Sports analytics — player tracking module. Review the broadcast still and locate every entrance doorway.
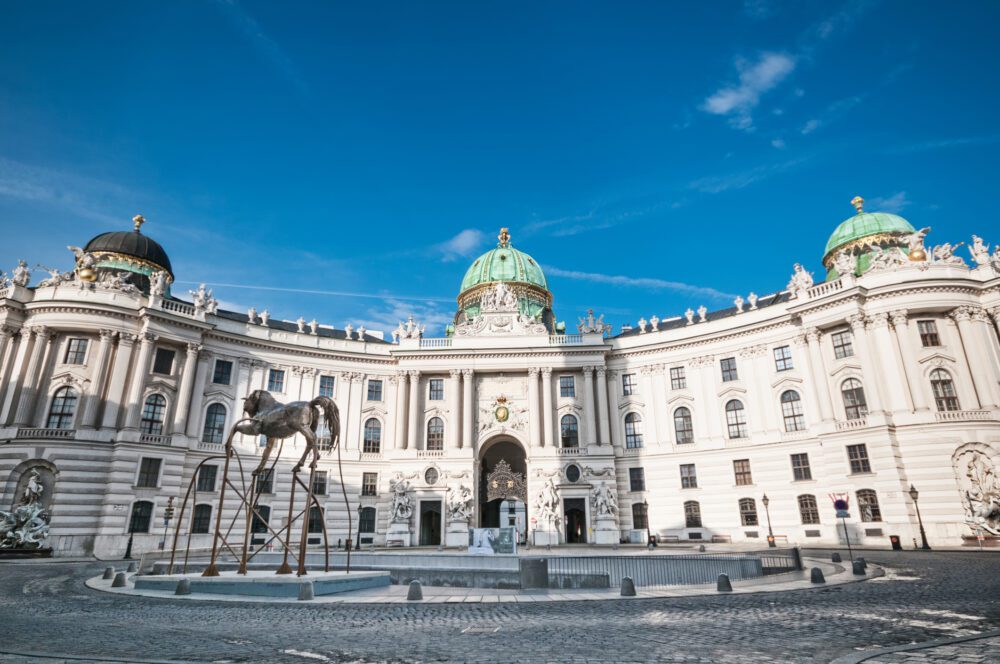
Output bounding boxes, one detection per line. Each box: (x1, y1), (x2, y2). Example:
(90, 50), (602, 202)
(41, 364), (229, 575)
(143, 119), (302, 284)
(419, 500), (442, 546)
(564, 498), (587, 543)
(478, 438), (528, 543)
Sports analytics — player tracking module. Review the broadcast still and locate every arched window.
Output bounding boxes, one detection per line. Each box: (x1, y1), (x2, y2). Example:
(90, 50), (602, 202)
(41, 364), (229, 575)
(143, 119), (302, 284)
(624, 412), (643, 449)
(725, 400), (748, 439)
(363, 418), (381, 454)
(46, 386), (78, 429)
(560, 414), (579, 448)
(674, 407), (694, 444)
(857, 489), (882, 522)
(684, 500), (702, 528)
(191, 504), (212, 534)
(780, 390), (805, 432)
(308, 505), (324, 534)
(129, 500), (153, 533)
(631, 502), (648, 529)
(140, 394), (167, 435)
(930, 369), (960, 411)
(359, 506), (377, 533)
(251, 505), (270, 534)
(738, 497), (758, 526)
(797, 495), (819, 525)
(841, 379), (868, 420)
(202, 403), (227, 444)
(426, 417), (444, 451)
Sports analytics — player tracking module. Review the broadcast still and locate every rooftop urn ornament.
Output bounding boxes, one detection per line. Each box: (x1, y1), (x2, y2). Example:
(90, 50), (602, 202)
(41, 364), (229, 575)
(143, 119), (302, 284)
(309, 319), (318, 335)
(684, 308), (694, 325)
(649, 315), (660, 330)
(638, 317), (647, 333)
(344, 324), (354, 339)
(734, 295), (744, 313)
(356, 325), (366, 340)
(259, 310), (270, 327)
(697, 305), (708, 322)
(247, 307), (257, 324)
(748, 292), (758, 309)
(296, 317), (306, 334)
(851, 195), (864, 214)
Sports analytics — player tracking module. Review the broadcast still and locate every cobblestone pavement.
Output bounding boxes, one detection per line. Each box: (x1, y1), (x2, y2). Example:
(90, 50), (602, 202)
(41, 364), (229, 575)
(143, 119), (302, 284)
(862, 634), (1000, 663)
(1, 550), (998, 664)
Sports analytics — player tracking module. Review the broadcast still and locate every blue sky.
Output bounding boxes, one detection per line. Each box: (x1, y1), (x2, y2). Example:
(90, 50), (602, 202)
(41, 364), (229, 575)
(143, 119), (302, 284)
(2, 1), (998, 335)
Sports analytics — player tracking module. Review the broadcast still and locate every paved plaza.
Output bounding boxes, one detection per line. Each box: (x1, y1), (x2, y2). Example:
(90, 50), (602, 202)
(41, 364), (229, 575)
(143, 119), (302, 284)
(0, 549), (998, 663)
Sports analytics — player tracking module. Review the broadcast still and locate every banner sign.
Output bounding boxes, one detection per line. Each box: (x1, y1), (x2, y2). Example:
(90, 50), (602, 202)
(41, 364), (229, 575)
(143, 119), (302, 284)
(468, 527), (517, 555)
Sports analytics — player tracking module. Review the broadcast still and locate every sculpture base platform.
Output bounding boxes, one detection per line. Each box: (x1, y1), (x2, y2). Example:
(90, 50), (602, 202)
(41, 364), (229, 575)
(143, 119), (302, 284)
(593, 516), (619, 545)
(134, 570), (390, 597)
(532, 530), (560, 546)
(962, 534), (1000, 547)
(445, 520), (469, 547)
(0, 547), (52, 559)
(385, 523), (411, 547)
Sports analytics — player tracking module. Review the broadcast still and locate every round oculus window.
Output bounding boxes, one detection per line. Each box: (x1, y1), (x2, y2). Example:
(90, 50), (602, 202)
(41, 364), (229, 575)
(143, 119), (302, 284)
(565, 464), (581, 483)
(424, 467), (439, 485)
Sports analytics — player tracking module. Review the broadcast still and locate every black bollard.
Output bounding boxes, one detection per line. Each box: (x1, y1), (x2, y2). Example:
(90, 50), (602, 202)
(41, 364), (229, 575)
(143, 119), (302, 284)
(698, 544), (706, 552)
(111, 571), (128, 588)
(407, 580), (423, 601)
(856, 557), (867, 570)
(852, 560), (865, 575)
(620, 577), (636, 597)
(831, 552), (842, 563)
(102, 566), (115, 580)
(298, 581), (315, 601)
(810, 567), (826, 584)
(127, 562), (137, 573)
(175, 578), (192, 595)
(717, 573), (733, 592)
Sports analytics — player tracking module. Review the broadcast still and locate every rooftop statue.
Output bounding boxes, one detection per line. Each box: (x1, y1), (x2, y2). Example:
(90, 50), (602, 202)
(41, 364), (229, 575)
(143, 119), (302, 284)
(931, 242), (966, 266)
(970, 235), (991, 266)
(577, 309), (611, 335)
(10, 260), (30, 288)
(786, 263), (814, 298)
(832, 250), (857, 278)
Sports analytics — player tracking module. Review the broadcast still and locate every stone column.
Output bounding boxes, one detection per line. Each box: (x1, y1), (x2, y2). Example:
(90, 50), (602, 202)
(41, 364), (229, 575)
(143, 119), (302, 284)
(185, 350), (213, 437)
(235, 358), (252, 399)
(952, 307), (999, 409)
(407, 370), (421, 450)
(650, 365), (670, 445)
(527, 367), (541, 448)
(341, 373), (362, 451)
(123, 332), (156, 430)
(100, 334), (136, 430)
(868, 313), (911, 412)
(13, 326), (53, 426)
(606, 370), (622, 448)
(638, 366), (659, 445)
(171, 342), (202, 434)
(539, 368), (554, 448)
(393, 371), (408, 450)
(78, 329), (115, 429)
(461, 369), (474, 451)
(691, 356), (722, 440)
(848, 314), (883, 413)
(792, 334), (822, 428)
(0, 329), (30, 425)
(891, 311), (927, 411)
(971, 308), (1000, 408)
(582, 366), (598, 446)
(744, 346), (775, 435)
(804, 329), (834, 421)
(596, 367), (610, 446)
(0, 326), (18, 423)
(448, 369), (462, 449)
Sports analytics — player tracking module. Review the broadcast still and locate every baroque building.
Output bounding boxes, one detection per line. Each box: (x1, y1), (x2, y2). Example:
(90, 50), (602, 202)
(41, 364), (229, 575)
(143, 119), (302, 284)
(1, 203), (1000, 557)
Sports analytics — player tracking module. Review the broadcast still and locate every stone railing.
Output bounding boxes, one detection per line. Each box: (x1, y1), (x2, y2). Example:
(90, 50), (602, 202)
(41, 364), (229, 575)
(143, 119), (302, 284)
(556, 447), (587, 456)
(360, 452), (384, 461)
(140, 433), (172, 445)
(0, 287), (10, 300)
(550, 334), (583, 345)
(417, 450), (445, 458)
(780, 430), (810, 441)
(935, 410), (992, 422)
(836, 417), (868, 432)
(621, 446), (645, 456)
(197, 441), (223, 451)
(418, 338), (452, 348)
(805, 279), (845, 300)
(158, 299), (197, 317)
(16, 427), (76, 440)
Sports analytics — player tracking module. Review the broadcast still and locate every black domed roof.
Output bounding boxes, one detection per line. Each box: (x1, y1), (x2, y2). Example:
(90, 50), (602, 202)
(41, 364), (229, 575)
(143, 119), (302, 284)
(85, 229), (173, 276)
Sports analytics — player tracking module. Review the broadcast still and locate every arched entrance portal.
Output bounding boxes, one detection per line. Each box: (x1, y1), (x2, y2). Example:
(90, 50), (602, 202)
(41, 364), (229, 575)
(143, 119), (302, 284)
(478, 438), (528, 544)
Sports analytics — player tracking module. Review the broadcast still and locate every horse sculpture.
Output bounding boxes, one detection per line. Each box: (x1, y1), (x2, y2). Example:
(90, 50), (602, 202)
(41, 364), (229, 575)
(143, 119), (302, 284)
(235, 390), (340, 475)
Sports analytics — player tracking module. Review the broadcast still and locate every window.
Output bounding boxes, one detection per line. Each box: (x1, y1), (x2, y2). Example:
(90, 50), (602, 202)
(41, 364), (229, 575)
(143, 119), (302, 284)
(559, 375), (575, 398)
(136, 457), (162, 488)
(832, 330), (854, 359)
(780, 390), (806, 432)
(670, 367), (687, 390)
(629, 467), (645, 492)
(684, 501), (702, 528)
(308, 506), (324, 533)
(256, 468), (274, 494)
(622, 373), (637, 396)
(773, 346), (793, 372)
(739, 498), (758, 526)
(367, 379), (383, 401)
(841, 378), (868, 420)
(267, 368), (285, 392)
(725, 400), (748, 439)
(251, 505), (270, 534)
(674, 407), (694, 444)
(918, 320), (940, 347)
(196, 465), (217, 492)
(930, 369), (960, 411)
(64, 338), (88, 364)
(790, 453), (812, 481)
(847, 444), (872, 474)
(720, 357), (739, 382)
(359, 506), (377, 533)
(46, 387), (78, 429)
(363, 419), (381, 454)
(192, 504), (212, 534)
(129, 501), (153, 533)
(426, 417), (444, 451)
(680, 463), (698, 489)
(857, 489), (882, 522)
(318, 375), (335, 398)
(428, 378), (444, 401)
(311, 470), (328, 495)
(140, 394), (167, 435)
(560, 414), (579, 448)
(624, 412), (643, 448)
(361, 472), (378, 496)
(631, 502), (648, 529)
(733, 459), (753, 486)
(152, 348), (175, 375)
(202, 403), (227, 444)
(212, 359), (233, 385)
(797, 495), (820, 525)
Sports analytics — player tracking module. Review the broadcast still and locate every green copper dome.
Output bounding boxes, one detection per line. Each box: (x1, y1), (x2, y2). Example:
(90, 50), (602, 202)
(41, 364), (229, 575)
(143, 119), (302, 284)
(459, 229), (548, 292)
(824, 204), (914, 258)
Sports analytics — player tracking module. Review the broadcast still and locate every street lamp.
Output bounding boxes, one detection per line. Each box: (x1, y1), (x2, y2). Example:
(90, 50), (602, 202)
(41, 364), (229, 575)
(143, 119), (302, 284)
(908, 484), (931, 550)
(762, 493), (776, 548)
(159, 496), (175, 551)
(641, 499), (653, 549)
(356, 503), (363, 551)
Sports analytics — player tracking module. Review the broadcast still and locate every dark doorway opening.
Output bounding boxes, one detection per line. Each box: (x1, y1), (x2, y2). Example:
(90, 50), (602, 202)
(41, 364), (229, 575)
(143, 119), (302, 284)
(564, 498), (587, 543)
(419, 500), (442, 546)
(478, 438), (528, 543)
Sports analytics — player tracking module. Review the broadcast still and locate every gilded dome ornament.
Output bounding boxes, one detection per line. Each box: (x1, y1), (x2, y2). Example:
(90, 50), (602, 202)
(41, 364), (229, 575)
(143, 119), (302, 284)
(851, 196), (864, 214)
(132, 214), (146, 232)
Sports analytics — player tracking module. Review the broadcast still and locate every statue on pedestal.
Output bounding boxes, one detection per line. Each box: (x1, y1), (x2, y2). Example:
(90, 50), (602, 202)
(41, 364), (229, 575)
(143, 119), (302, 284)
(0, 469), (50, 550)
(390, 480), (414, 524)
(447, 484), (473, 522)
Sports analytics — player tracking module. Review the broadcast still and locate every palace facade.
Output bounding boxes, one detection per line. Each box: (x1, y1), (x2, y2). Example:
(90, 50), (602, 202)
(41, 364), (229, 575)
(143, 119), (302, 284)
(2, 201), (1000, 558)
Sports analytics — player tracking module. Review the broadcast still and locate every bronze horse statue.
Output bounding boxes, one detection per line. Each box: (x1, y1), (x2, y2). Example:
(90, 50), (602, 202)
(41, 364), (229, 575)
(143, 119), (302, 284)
(234, 390), (340, 475)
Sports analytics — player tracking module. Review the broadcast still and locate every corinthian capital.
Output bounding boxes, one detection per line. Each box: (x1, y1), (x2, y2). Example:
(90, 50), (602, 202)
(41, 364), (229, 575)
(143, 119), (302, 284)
(847, 314), (867, 331)
(951, 306), (973, 323)
(889, 310), (909, 328)
(461, 368), (474, 378)
(866, 312), (890, 329)
(527, 367), (539, 377)
(805, 328), (822, 344)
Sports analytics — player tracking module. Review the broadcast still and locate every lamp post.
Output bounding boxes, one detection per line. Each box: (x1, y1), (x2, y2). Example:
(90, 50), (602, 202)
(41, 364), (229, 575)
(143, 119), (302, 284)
(762, 493), (776, 548)
(908, 484), (931, 550)
(159, 496), (175, 551)
(356, 503), (363, 551)
(642, 499), (652, 549)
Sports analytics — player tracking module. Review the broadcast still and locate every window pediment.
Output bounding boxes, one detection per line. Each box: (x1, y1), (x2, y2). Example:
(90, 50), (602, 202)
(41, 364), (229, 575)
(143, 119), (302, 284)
(666, 393), (695, 407)
(770, 375), (804, 390)
(917, 351), (958, 366)
(716, 385), (747, 399)
(829, 362), (862, 378)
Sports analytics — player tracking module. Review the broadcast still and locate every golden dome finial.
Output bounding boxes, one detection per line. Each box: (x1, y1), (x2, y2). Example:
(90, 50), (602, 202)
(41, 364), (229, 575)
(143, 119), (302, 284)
(498, 227), (510, 247)
(850, 196), (864, 214)
(133, 214), (146, 232)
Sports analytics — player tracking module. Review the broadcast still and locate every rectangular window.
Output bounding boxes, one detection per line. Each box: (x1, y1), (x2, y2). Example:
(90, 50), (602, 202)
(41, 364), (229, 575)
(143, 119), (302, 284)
(832, 330), (854, 359)
(918, 320), (940, 347)
(847, 444), (872, 474)
(629, 467), (645, 492)
(798, 495), (820, 525)
(311, 471), (328, 496)
(669, 367), (687, 390)
(361, 472), (378, 496)
(428, 378), (444, 401)
(858, 489), (882, 522)
(64, 338), (88, 365)
(152, 348), (175, 375)
(773, 346), (793, 372)
(318, 375), (335, 398)
(684, 501), (702, 528)
(622, 373), (637, 396)
(733, 459), (753, 486)
(367, 379), (383, 402)
(720, 357), (739, 382)
(632, 503), (648, 530)
(256, 468), (274, 494)
(559, 375), (575, 398)
(196, 465), (218, 492)
(136, 458), (162, 488)
(212, 359), (233, 385)
(267, 369), (285, 392)
(791, 453), (812, 481)
(359, 507), (376, 533)
(739, 498), (758, 526)
(680, 463), (698, 489)
(191, 505), (212, 534)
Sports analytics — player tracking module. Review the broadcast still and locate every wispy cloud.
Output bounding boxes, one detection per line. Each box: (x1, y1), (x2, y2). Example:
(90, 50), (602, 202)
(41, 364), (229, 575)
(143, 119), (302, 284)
(544, 266), (735, 300)
(866, 192), (910, 214)
(702, 52), (797, 131)
(798, 0), (878, 54)
(436, 229), (487, 262)
(883, 135), (1000, 155)
(800, 94), (864, 135)
(688, 157), (808, 194)
(525, 197), (674, 238)
(213, 0), (307, 94)
(173, 279), (453, 304)
(771, 138), (787, 149)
